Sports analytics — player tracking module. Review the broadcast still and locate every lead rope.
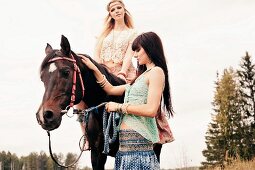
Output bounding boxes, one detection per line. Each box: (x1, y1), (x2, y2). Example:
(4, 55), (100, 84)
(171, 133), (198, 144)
(80, 103), (121, 154)
(47, 131), (84, 169)
(47, 102), (120, 168)
(102, 109), (121, 154)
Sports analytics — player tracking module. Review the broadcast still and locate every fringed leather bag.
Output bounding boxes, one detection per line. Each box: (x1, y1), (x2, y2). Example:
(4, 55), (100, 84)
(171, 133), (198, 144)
(156, 108), (174, 144)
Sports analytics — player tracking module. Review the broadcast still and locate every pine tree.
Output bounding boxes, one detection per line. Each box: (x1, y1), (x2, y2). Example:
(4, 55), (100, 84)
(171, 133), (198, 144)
(201, 115), (225, 169)
(201, 68), (242, 169)
(237, 52), (255, 160)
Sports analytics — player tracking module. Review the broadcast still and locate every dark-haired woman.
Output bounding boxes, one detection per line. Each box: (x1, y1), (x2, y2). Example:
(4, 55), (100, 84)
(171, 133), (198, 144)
(80, 31), (174, 170)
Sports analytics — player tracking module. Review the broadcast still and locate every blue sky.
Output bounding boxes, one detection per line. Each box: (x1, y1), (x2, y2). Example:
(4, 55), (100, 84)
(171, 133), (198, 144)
(1, 0), (255, 169)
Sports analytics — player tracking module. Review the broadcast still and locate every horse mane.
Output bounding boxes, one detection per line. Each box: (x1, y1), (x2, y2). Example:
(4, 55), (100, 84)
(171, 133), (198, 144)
(71, 52), (126, 86)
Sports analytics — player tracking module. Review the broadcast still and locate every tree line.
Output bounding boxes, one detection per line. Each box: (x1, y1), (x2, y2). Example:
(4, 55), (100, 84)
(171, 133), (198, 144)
(201, 52), (255, 169)
(0, 150), (91, 170)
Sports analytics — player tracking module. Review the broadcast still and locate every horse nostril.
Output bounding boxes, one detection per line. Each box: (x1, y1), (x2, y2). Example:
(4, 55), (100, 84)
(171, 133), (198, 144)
(43, 110), (53, 120)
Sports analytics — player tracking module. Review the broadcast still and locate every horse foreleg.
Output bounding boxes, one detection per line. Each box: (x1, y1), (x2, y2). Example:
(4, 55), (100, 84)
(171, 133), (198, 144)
(153, 143), (162, 163)
(97, 152), (107, 170)
(91, 149), (107, 170)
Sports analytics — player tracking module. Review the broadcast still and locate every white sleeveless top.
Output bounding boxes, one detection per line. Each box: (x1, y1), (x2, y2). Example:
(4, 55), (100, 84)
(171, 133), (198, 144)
(100, 29), (137, 64)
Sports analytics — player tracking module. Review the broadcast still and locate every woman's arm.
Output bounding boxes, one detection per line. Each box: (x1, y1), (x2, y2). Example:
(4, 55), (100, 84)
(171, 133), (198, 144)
(118, 30), (137, 78)
(80, 56), (126, 96)
(118, 43), (134, 77)
(106, 67), (165, 117)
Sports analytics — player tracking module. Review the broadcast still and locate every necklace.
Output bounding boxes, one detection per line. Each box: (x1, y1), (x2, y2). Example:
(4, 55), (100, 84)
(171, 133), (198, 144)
(111, 26), (125, 59)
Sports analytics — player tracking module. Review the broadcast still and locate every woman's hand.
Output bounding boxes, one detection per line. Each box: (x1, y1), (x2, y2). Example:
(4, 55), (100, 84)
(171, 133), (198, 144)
(117, 72), (127, 83)
(105, 102), (118, 113)
(79, 55), (97, 71)
(117, 74), (127, 83)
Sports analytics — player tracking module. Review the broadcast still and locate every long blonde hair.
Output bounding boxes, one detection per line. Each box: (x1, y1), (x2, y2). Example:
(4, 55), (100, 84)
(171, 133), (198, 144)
(95, 0), (134, 56)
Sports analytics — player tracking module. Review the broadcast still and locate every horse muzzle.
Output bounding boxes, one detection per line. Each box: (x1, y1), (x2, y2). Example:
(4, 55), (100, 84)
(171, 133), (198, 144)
(36, 106), (63, 131)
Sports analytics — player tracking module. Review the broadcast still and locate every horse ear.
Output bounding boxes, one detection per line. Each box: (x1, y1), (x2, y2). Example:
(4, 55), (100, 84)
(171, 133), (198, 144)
(45, 43), (53, 55)
(60, 35), (71, 56)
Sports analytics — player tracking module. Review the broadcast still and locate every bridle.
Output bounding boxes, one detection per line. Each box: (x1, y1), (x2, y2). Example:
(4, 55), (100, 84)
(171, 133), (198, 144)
(48, 53), (85, 111)
(46, 53), (86, 168)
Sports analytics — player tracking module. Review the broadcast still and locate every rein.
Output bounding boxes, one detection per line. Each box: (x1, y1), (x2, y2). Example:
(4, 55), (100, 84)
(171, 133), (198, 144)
(47, 130), (84, 168)
(48, 54), (85, 107)
(47, 102), (120, 168)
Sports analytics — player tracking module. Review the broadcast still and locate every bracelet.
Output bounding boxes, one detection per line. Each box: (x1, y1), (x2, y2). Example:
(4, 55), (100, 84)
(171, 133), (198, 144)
(119, 104), (123, 112)
(96, 75), (108, 88)
(96, 75), (106, 84)
(117, 72), (126, 78)
(115, 104), (119, 112)
(126, 104), (130, 114)
(122, 103), (130, 115)
(116, 103), (122, 112)
(100, 79), (108, 88)
(117, 104), (119, 112)
(120, 104), (124, 113)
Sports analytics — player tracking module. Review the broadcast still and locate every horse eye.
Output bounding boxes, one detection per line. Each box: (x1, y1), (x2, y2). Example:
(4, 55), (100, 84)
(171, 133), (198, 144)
(61, 69), (70, 78)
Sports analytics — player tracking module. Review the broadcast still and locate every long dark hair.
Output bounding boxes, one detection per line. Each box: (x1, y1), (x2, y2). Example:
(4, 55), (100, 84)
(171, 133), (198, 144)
(132, 32), (174, 117)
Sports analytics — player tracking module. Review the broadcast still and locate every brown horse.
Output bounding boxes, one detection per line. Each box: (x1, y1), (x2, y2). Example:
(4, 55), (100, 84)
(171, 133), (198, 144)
(36, 35), (161, 170)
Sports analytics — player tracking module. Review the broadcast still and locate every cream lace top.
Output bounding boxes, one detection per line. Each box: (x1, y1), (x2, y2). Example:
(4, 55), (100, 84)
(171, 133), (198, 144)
(122, 69), (159, 143)
(100, 29), (137, 63)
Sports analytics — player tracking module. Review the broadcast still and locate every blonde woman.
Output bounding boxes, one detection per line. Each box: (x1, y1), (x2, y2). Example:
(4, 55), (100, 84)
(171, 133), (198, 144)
(76, 0), (137, 151)
(94, 0), (137, 83)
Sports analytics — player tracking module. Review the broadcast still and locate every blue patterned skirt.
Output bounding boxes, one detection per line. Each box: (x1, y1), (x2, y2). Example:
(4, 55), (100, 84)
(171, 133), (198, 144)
(114, 129), (160, 170)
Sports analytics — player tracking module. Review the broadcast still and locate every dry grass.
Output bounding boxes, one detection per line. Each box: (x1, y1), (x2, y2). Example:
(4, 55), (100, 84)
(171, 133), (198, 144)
(207, 159), (255, 170)
(224, 159), (255, 170)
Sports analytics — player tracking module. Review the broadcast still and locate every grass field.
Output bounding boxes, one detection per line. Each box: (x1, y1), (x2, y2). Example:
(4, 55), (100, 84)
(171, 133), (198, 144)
(204, 159), (255, 170)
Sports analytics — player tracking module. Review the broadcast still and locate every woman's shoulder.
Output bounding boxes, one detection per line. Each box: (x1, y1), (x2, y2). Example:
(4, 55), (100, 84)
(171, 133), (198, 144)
(125, 28), (138, 43)
(151, 66), (164, 75)
(148, 67), (165, 82)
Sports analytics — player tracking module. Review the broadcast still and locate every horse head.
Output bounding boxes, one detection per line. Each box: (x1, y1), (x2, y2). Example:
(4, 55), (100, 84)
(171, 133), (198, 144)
(36, 35), (86, 131)
(36, 35), (124, 131)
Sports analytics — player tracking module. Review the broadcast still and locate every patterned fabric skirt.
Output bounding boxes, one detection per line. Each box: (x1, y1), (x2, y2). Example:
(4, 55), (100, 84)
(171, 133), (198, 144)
(114, 129), (160, 170)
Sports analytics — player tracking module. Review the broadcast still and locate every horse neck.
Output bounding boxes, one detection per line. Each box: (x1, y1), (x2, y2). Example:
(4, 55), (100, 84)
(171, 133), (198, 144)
(78, 62), (107, 107)
(75, 53), (125, 107)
